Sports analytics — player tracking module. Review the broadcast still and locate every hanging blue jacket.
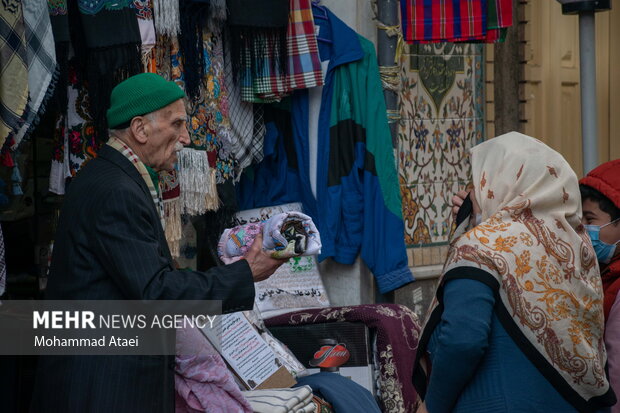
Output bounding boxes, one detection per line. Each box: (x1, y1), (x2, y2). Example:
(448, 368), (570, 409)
(237, 8), (413, 293)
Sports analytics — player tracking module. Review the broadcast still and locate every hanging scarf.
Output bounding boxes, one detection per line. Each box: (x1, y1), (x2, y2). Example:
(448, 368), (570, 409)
(153, 0), (180, 37)
(76, 1), (142, 141)
(0, 1), (29, 148)
(107, 136), (165, 228)
(48, 0), (70, 115)
(160, 169), (182, 257)
(223, 29), (265, 178)
(413, 132), (615, 412)
(131, 0), (156, 59)
(400, 0), (511, 44)
(49, 61), (100, 195)
(12, 0), (58, 150)
(228, 0), (290, 102)
(178, 0), (226, 99)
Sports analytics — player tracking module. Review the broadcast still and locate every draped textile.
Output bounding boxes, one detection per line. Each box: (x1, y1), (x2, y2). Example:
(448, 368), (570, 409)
(0, 1), (29, 148)
(265, 304), (421, 413)
(12, 0), (58, 149)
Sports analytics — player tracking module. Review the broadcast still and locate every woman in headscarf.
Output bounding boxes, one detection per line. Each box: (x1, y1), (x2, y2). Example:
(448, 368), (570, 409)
(413, 132), (616, 413)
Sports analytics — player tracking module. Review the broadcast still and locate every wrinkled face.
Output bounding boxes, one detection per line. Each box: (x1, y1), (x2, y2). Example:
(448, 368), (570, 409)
(142, 99), (190, 171)
(582, 198), (620, 245)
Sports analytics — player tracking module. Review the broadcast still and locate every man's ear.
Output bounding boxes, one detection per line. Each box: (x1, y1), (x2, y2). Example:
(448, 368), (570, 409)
(130, 116), (149, 144)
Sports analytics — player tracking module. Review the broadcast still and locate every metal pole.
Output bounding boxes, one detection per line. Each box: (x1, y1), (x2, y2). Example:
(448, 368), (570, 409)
(376, 0), (399, 148)
(579, 11), (598, 175)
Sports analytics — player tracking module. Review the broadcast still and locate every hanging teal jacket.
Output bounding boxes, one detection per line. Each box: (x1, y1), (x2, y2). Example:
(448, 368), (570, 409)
(238, 7), (413, 293)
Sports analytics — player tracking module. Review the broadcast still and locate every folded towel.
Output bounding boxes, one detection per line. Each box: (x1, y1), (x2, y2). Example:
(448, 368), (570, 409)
(242, 386), (315, 413)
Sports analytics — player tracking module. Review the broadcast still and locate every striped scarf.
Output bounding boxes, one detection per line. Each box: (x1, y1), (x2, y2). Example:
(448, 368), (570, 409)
(107, 136), (165, 229)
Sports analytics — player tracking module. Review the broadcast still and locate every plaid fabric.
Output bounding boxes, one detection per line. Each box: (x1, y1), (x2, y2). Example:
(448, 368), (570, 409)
(107, 136), (165, 228)
(487, 0), (512, 30)
(284, 0), (322, 91)
(240, 33), (287, 103)
(401, 0), (509, 43)
(0, 1), (29, 148)
(12, 0), (58, 149)
(241, 0), (323, 102)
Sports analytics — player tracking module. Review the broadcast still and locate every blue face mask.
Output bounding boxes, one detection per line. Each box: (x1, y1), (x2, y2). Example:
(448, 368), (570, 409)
(585, 219), (620, 264)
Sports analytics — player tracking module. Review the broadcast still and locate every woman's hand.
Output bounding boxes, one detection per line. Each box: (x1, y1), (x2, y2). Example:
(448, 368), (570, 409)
(451, 190), (469, 217)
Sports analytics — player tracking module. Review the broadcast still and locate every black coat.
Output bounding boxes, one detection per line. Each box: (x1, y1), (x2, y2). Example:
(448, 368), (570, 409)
(30, 145), (254, 412)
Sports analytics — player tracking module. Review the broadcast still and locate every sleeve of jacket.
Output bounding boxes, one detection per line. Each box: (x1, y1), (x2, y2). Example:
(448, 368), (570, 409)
(358, 36), (413, 293)
(92, 186), (255, 313)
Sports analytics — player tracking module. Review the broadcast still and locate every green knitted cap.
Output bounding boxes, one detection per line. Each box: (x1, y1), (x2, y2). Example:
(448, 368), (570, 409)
(106, 73), (186, 129)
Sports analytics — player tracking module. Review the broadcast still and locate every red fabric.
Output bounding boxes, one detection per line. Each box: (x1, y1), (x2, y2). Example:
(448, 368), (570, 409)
(580, 159), (620, 321)
(402, 0), (506, 44)
(495, 0), (512, 28)
(602, 255), (620, 321)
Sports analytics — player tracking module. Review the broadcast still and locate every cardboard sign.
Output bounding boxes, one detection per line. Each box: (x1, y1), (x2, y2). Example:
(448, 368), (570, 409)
(200, 312), (295, 390)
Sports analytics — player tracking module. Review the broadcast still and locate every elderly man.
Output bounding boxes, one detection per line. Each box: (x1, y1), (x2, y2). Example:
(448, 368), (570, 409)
(30, 73), (283, 412)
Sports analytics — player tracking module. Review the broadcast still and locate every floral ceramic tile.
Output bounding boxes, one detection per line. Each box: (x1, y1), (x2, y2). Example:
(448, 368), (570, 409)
(398, 118), (447, 185)
(399, 43), (484, 249)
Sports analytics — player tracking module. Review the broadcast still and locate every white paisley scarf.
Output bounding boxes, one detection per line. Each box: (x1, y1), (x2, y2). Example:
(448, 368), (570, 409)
(414, 132), (615, 412)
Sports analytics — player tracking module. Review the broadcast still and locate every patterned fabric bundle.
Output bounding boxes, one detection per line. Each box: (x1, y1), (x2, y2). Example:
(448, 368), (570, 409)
(400, 0), (512, 44)
(218, 212), (321, 263)
(76, 0), (142, 141)
(413, 132), (616, 412)
(12, 0), (58, 149)
(265, 304), (422, 413)
(0, 1), (29, 149)
(49, 63), (100, 195)
(241, 386), (316, 413)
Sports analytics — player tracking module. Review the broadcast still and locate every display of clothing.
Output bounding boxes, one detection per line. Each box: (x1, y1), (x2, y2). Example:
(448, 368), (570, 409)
(238, 7), (413, 293)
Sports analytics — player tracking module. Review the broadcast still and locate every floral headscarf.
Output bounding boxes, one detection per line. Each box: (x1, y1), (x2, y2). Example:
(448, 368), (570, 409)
(413, 132), (616, 412)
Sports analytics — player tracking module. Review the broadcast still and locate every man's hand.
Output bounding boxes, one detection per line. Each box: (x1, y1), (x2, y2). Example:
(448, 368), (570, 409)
(243, 233), (287, 282)
(451, 190), (469, 217)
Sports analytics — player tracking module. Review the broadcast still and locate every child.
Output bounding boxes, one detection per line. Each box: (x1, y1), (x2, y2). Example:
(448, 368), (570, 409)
(580, 159), (620, 413)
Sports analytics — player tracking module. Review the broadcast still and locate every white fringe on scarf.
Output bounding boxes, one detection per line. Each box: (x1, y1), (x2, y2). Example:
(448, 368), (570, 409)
(164, 198), (182, 258)
(153, 0), (180, 37)
(178, 148), (219, 216)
